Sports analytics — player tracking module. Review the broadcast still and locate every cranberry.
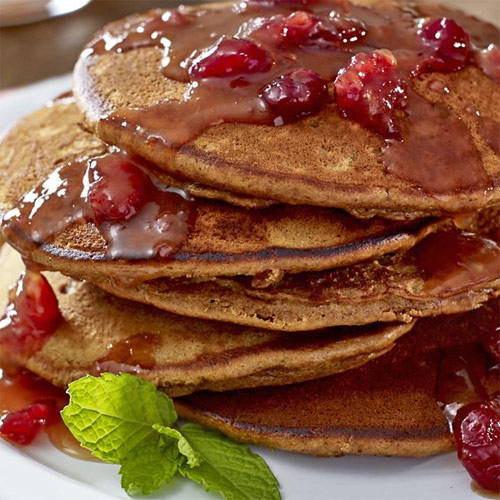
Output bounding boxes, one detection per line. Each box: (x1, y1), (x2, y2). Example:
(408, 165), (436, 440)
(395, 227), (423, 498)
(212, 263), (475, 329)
(0, 400), (57, 445)
(453, 396), (500, 492)
(252, 11), (365, 49)
(334, 49), (407, 138)
(86, 155), (151, 223)
(327, 12), (366, 45)
(189, 37), (273, 79)
(0, 271), (62, 356)
(281, 11), (318, 46)
(476, 44), (500, 83)
(262, 69), (328, 123)
(418, 18), (471, 73)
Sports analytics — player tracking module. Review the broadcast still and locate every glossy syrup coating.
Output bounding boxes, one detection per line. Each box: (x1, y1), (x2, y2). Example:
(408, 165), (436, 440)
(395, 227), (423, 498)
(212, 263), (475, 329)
(73, 0), (500, 214)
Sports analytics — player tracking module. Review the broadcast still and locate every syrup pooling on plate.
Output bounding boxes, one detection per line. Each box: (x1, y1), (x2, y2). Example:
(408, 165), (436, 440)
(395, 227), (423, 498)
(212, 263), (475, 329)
(0, 359), (96, 461)
(78, 0), (500, 194)
(1, 151), (195, 261)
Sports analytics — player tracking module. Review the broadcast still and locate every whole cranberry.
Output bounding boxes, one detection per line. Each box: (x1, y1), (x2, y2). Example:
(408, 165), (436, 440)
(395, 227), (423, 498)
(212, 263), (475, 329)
(453, 396), (500, 492)
(0, 271), (62, 356)
(419, 18), (471, 73)
(262, 69), (328, 123)
(189, 37), (273, 78)
(334, 49), (407, 138)
(476, 44), (500, 83)
(0, 400), (57, 445)
(86, 155), (151, 224)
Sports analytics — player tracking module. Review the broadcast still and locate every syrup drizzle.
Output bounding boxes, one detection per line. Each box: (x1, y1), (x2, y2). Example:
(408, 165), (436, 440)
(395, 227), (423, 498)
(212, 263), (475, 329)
(478, 116), (500, 155)
(408, 229), (500, 296)
(92, 333), (160, 375)
(436, 344), (491, 429)
(78, 0), (500, 194)
(1, 151), (195, 261)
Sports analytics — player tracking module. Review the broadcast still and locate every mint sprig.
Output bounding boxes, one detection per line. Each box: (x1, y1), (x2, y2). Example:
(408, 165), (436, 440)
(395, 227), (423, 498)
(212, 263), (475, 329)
(61, 373), (281, 500)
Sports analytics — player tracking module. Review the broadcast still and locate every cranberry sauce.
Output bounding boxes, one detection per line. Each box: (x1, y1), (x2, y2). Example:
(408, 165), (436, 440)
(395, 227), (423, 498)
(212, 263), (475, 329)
(478, 116), (500, 156)
(0, 359), (95, 460)
(1, 151), (195, 261)
(79, 0), (500, 193)
(92, 333), (160, 375)
(0, 270), (62, 357)
(405, 229), (500, 296)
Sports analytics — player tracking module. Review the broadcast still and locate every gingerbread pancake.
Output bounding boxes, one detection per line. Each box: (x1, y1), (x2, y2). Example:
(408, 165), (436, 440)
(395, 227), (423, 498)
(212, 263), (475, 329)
(0, 244), (414, 396)
(0, 99), (448, 281)
(73, 0), (500, 217)
(175, 300), (500, 457)
(97, 216), (500, 331)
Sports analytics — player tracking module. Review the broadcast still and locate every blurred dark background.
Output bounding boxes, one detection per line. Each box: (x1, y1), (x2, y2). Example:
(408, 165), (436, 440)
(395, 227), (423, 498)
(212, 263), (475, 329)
(0, 0), (202, 89)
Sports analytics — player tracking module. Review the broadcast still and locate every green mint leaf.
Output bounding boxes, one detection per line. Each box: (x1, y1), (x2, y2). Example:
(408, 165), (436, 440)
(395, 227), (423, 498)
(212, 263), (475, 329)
(61, 373), (177, 463)
(179, 423), (281, 500)
(154, 424), (202, 468)
(120, 438), (183, 496)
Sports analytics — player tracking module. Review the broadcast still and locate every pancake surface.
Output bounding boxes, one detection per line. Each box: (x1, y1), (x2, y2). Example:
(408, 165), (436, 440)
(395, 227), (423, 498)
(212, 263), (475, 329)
(0, 244), (413, 396)
(0, 99), (448, 280)
(176, 300), (500, 457)
(97, 213), (500, 331)
(74, 0), (500, 217)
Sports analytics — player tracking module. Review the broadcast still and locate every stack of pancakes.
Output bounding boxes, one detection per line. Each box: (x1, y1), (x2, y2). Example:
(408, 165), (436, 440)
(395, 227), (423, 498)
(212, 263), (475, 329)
(1, 0), (500, 459)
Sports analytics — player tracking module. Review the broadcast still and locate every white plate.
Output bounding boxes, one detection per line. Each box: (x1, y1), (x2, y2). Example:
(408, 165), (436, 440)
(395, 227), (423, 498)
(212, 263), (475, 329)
(0, 1), (498, 496)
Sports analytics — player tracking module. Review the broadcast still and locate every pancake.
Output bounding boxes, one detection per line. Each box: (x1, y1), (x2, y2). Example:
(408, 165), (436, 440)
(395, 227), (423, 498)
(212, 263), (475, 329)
(0, 99), (449, 281)
(175, 300), (500, 457)
(96, 218), (500, 331)
(74, 0), (500, 217)
(0, 244), (414, 396)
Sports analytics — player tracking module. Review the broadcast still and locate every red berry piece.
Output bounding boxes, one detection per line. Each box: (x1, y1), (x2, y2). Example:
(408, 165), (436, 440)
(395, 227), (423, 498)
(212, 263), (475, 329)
(476, 44), (500, 83)
(327, 12), (366, 45)
(281, 11), (318, 46)
(252, 11), (365, 49)
(262, 69), (328, 123)
(334, 49), (407, 138)
(0, 271), (62, 356)
(189, 37), (273, 79)
(86, 155), (151, 223)
(418, 18), (471, 73)
(0, 400), (57, 445)
(453, 397), (500, 492)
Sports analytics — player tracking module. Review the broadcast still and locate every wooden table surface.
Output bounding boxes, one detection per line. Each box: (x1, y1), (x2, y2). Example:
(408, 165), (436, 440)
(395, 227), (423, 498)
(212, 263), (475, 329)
(0, 0), (202, 89)
(0, 0), (498, 89)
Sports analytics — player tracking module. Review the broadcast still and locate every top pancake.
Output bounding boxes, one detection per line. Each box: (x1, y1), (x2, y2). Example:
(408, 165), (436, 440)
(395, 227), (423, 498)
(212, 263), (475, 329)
(0, 98), (447, 280)
(73, 0), (500, 217)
